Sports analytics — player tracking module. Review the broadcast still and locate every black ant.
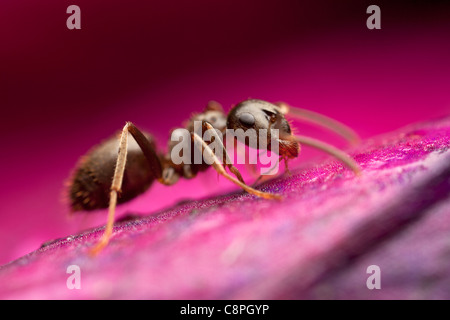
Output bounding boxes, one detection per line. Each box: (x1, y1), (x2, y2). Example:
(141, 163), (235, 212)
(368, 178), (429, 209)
(67, 99), (361, 255)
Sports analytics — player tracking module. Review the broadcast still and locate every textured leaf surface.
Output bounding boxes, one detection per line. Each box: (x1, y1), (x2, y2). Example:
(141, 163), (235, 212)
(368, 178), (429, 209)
(1, 117), (449, 299)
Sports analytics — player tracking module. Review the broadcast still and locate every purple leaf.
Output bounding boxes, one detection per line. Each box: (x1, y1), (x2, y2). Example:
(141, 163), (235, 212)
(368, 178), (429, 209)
(1, 117), (449, 299)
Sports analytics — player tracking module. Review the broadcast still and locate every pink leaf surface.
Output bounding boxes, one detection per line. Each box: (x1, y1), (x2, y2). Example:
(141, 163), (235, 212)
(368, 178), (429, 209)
(0, 116), (449, 299)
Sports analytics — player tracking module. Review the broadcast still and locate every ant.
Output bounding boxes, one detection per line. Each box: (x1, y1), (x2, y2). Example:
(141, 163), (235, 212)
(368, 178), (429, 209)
(67, 99), (361, 255)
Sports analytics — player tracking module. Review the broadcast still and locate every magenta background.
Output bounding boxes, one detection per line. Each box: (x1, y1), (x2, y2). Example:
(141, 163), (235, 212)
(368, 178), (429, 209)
(0, 1), (449, 266)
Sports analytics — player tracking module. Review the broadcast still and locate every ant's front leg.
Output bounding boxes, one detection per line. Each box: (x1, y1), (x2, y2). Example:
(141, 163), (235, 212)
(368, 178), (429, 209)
(202, 121), (246, 185)
(191, 130), (282, 200)
(251, 155), (281, 187)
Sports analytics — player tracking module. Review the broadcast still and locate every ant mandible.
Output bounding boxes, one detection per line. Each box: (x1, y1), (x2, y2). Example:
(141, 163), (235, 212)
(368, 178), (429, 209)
(67, 99), (361, 255)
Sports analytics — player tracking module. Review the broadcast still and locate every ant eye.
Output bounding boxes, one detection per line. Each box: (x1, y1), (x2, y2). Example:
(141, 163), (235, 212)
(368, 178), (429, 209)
(238, 112), (255, 127)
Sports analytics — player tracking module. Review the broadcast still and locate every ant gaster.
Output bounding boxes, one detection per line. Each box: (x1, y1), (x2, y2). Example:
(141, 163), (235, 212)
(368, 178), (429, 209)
(67, 99), (361, 255)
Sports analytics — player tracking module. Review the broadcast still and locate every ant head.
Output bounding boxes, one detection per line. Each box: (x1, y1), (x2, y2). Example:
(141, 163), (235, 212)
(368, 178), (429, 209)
(227, 99), (299, 158)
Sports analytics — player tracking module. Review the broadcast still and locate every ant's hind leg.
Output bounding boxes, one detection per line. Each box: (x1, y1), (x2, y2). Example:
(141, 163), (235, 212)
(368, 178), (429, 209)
(192, 132), (282, 200)
(89, 122), (163, 256)
(276, 102), (361, 146)
(89, 123), (129, 255)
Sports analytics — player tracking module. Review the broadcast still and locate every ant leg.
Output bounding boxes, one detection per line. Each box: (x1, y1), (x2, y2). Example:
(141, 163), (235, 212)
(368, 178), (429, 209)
(89, 122), (163, 255)
(89, 123), (129, 255)
(202, 122), (247, 184)
(252, 156), (281, 187)
(192, 132), (282, 200)
(243, 145), (267, 181)
(276, 102), (361, 145)
(294, 135), (362, 176)
(127, 123), (163, 181)
(227, 137), (260, 181)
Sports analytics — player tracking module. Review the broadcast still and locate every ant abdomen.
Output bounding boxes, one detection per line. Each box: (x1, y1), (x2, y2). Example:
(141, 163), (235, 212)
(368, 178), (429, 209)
(68, 132), (157, 212)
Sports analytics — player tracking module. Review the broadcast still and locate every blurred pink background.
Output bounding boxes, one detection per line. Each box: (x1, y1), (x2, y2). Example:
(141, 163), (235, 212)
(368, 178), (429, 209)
(0, 0), (449, 265)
